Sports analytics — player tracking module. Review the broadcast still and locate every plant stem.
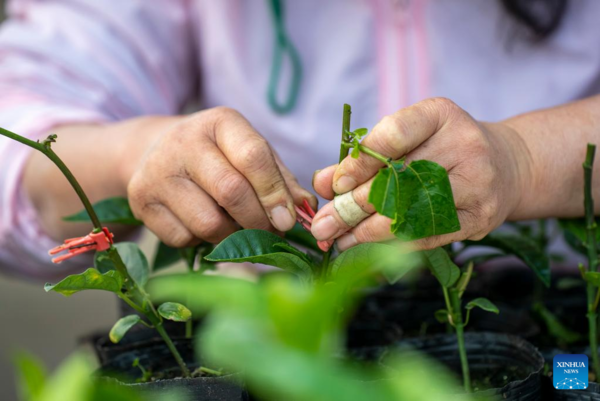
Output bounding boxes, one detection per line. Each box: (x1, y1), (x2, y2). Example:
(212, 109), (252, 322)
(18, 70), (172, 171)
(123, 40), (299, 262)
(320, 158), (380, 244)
(154, 321), (191, 377)
(449, 288), (472, 393)
(357, 144), (392, 167)
(339, 104), (352, 162)
(198, 366), (223, 376)
(584, 143), (600, 376)
(0, 128), (102, 230)
(322, 249), (332, 279)
(0, 127), (191, 377)
(186, 320), (193, 339)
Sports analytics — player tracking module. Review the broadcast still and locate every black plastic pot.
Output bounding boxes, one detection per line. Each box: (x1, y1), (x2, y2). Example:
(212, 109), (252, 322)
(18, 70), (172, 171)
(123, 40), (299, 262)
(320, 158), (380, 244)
(388, 332), (545, 400)
(347, 280), (538, 349)
(97, 337), (247, 400)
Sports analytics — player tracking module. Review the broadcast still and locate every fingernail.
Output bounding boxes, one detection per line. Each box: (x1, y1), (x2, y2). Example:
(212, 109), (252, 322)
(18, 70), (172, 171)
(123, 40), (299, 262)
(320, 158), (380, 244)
(270, 206), (295, 231)
(311, 215), (340, 240)
(337, 233), (357, 251)
(334, 175), (357, 194)
(312, 169), (321, 188)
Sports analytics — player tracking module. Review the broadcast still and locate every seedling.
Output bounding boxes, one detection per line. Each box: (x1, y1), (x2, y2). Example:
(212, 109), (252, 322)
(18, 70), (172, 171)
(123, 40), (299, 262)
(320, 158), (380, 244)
(0, 128), (193, 378)
(333, 104), (553, 393)
(559, 144), (600, 376)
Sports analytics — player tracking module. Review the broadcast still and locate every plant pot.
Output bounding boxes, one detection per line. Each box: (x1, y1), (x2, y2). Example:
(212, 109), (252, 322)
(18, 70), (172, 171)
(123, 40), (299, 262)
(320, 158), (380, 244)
(347, 281), (538, 349)
(388, 332), (544, 400)
(97, 337), (247, 400)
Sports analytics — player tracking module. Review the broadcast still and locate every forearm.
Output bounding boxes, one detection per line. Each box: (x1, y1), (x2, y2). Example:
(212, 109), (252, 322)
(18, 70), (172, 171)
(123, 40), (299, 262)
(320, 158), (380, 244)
(22, 116), (178, 240)
(503, 95), (600, 220)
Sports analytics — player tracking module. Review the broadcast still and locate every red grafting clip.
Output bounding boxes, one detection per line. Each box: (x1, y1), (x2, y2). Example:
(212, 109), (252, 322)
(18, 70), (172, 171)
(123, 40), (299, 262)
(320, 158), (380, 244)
(48, 227), (114, 264)
(294, 199), (334, 252)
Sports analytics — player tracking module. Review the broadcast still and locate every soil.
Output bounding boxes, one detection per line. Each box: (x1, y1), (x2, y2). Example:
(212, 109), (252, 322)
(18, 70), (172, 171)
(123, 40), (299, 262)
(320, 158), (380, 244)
(469, 365), (532, 392)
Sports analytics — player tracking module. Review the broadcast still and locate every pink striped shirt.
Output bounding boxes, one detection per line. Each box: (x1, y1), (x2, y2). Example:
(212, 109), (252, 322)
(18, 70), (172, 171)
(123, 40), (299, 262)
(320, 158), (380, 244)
(1, 0), (600, 279)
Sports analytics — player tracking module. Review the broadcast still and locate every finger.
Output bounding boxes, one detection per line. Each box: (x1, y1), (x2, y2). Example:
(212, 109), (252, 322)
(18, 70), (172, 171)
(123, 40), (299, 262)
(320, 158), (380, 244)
(214, 111), (296, 231)
(312, 164), (337, 200)
(158, 175), (238, 243)
(312, 161), (470, 242)
(333, 98), (457, 194)
(138, 202), (200, 248)
(274, 152), (318, 210)
(311, 181), (374, 241)
(186, 143), (274, 232)
(337, 209), (478, 252)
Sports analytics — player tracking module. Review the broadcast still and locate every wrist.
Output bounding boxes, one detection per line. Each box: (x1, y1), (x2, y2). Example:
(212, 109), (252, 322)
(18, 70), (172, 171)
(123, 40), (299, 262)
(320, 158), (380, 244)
(482, 121), (535, 221)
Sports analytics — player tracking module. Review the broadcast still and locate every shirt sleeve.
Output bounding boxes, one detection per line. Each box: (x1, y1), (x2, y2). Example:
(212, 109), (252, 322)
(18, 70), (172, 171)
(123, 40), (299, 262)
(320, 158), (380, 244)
(0, 0), (196, 280)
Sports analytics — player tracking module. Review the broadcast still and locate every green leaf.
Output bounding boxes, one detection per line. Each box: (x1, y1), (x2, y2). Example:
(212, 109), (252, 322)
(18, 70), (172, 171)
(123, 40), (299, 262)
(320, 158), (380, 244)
(101, 242), (149, 288)
(351, 142), (360, 159)
(152, 241), (182, 272)
(45, 268), (123, 297)
(368, 160), (461, 241)
(461, 252), (506, 267)
(206, 230), (314, 279)
(158, 302), (192, 322)
(109, 315), (141, 343)
(584, 271), (600, 287)
(465, 297), (499, 314)
(284, 223), (320, 252)
(148, 274), (261, 317)
(201, 315), (397, 401)
(422, 248), (460, 288)
(533, 302), (581, 344)
(352, 128), (368, 138)
(35, 353), (94, 401)
(434, 309), (449, 324)
(331, 243), (420, 285)
(63, 197), (142, 225)
(273, 243), (313, 265)
(368, 163), (399, 219)
(14, 352), (47, 401)
(392, 160), (461, 241)
(559, 218), (600, 255)
(468, 232), (550, 287)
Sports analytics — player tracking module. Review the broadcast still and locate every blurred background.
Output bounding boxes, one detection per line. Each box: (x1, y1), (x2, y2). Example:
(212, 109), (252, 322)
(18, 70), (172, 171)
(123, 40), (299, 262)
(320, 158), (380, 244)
(0, 2), (144, 399)
(0, 227), (158, 400)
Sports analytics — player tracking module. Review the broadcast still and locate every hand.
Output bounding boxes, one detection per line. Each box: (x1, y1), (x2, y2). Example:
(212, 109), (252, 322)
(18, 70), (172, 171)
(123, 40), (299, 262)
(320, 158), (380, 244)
(123, 107), (315, 247)
(311, 98), (533, 251)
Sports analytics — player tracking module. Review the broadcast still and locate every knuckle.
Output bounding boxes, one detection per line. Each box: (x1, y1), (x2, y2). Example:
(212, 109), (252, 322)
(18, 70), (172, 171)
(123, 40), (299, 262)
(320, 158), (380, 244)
(467, 231), (487, 241)
(188, 212), (223, 241)
(355, 221), (380, 243)
(373, 115), (404, 156)
(163, 229), (194, 248)
(214, 173), (248, 209)
(237, 139), (272, 173)
(210, 106), (239, 120)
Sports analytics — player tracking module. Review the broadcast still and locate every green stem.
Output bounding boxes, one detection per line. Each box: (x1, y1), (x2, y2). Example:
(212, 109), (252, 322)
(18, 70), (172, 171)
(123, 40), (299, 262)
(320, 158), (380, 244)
(154, 322), (191, 377)
(321, 249), (332, 279)
(584, 143), (600, 375)
(339, 104), (352, 162)
(0, 128), (102, 230)
(0, 127), (191, 377)
(357, 144), (392, 167)
(449, 288), (472, 393)
(185, 320), (193, 339)
(198, 366), (223, 377)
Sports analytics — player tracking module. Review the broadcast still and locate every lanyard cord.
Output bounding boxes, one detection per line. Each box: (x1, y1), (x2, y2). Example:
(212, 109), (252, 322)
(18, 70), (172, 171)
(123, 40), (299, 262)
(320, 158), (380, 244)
(267, 0), (303, 114)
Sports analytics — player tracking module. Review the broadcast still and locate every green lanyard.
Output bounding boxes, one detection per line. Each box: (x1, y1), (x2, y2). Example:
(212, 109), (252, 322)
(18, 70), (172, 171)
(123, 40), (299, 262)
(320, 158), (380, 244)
(267, 0), (303, 114)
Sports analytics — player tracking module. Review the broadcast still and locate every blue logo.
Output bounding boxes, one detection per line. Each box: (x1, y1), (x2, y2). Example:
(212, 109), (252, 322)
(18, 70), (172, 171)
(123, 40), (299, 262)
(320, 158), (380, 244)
(554, 354), (588, 390)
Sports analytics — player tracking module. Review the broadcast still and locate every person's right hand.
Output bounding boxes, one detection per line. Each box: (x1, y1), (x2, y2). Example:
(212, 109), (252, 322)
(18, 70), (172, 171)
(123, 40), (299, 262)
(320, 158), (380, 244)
(121, 107), (315, 247)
